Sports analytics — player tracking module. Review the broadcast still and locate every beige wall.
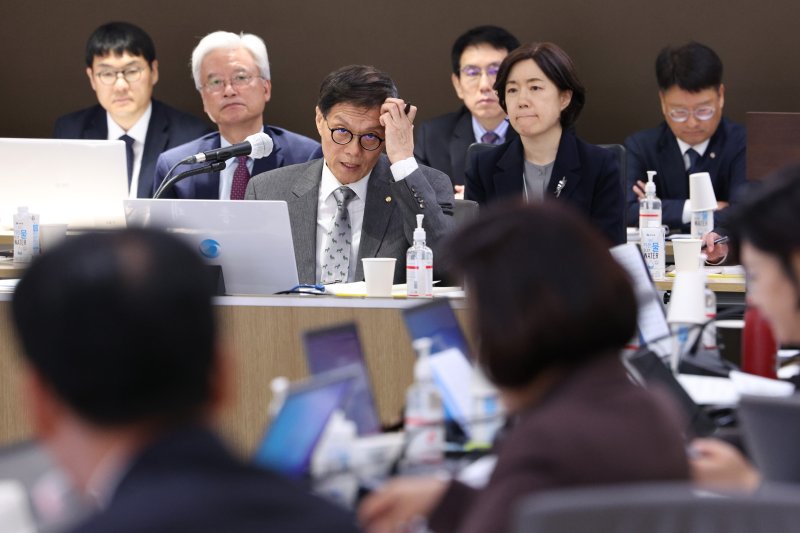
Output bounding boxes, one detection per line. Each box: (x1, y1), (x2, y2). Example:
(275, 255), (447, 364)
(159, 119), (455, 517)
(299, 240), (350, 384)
(2, 0), (799, 145)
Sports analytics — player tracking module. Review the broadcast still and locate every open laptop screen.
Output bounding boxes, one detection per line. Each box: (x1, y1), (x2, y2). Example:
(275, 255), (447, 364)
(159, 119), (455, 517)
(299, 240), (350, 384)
(124, 199), (299, 295)
(253, 367), (358, 479)
(0, 138), (128, 230)
(302, 323), (381, 436)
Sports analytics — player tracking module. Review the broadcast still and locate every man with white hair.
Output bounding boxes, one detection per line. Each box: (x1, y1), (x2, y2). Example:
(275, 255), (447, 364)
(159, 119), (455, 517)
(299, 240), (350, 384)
(153, 31), (320, 199)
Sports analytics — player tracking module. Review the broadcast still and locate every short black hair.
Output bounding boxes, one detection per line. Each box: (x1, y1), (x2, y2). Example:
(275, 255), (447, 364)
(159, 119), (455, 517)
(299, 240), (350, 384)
(728, 165), (800, 295)
(494, 42), (586, 129)
(12, 228), (217, 427)
(451, 25), (520, 75)
(655, 41), (723, 92)
(317, 65), (398, 116)
(85, 21), (156, 68)
(443, 201), (637, 389)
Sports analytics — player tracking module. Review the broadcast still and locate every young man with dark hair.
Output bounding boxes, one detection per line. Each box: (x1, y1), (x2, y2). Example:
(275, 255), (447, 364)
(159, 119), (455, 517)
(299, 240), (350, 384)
(414, 25), (520, 195)
(624, 41), (746, 231)
(54, 22), (212, 198)
(11, 228), (360, 533)
(246, 64), (455, 284)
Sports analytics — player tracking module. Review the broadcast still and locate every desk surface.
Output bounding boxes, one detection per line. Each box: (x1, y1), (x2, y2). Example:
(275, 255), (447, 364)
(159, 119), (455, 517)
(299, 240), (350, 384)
(0, 295), (472, 454)
(655, 276), (746, 293)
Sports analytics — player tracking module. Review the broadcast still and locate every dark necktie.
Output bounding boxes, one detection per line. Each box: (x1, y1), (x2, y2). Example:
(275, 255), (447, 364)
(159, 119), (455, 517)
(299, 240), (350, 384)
(686, 148), (700, 175)
(481, 131), (500, 145)
(229, 156), (251, 200)
(322, 186), (356, 284)
(119, 134), (135, 187)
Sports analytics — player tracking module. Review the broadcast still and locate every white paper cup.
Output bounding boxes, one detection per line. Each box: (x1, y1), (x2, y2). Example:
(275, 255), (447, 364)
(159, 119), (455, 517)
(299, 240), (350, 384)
(672, 238), (703, 273)
(667, 271), (707, 325)
(689, 172), (717, 212)
(39, 224), (68, 253)
(362, 258), (396, 297)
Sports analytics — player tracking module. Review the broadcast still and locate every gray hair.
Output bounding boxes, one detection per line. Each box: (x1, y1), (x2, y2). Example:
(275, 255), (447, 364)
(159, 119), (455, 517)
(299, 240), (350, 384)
(191, 31), (270, 89)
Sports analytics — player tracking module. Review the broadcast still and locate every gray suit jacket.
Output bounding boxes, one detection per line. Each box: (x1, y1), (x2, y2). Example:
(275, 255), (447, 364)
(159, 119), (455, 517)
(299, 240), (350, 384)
(245, 156), (455, 284)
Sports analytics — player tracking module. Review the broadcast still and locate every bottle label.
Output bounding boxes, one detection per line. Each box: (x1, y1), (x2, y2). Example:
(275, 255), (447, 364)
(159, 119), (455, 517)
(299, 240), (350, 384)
(406, 258), (433, 297)
(639, 210), (662, 229)
(691, 210), (714, 239)
(640, 227), (665, 280)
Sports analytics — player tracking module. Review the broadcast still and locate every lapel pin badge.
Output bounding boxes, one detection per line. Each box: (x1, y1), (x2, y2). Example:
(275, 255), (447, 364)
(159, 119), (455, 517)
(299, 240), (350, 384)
(385, 196), (392, 203)
(710, 152), (716, 159)
(555, 177), (567, 198)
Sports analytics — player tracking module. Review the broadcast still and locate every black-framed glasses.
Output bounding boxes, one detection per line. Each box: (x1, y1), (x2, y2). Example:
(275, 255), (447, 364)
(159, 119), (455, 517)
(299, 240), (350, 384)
(667, 106), (716, 123)
(202, 73), (260, 93)
(327, 126), (384, 151)
(95, 67), (145, 85)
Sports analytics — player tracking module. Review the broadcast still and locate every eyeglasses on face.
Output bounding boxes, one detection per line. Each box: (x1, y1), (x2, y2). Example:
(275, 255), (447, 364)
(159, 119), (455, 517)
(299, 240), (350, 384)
(95, 67), (145, 85)
(327, 125), (384, 151)
(202, 73), (260, 93)
(460, 63), (501, 81)
(668, 105), (716, 123)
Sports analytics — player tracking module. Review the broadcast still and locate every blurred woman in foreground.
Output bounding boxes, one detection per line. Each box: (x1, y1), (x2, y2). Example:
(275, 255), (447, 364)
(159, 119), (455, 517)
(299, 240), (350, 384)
(359, 201), (688, 533)
(692, 166), (800, 491)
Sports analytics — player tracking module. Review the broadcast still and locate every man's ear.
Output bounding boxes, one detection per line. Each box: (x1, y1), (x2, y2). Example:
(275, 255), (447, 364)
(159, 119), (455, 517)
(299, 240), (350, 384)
(23, 366), (61, 439)
(451, 73), (465, 101)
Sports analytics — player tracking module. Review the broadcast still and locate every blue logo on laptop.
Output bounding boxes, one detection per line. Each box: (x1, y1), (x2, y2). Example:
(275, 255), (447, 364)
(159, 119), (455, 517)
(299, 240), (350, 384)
(199, 239), (221, 258)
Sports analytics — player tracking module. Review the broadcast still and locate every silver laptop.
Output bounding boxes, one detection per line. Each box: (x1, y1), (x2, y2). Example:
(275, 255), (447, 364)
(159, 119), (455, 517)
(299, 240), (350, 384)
(0, 138), (128, 230)
(124, 199), (299, 295)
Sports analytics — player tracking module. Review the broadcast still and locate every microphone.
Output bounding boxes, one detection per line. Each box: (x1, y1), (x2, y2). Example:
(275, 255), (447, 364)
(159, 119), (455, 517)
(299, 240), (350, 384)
(184, 131), (274, 164)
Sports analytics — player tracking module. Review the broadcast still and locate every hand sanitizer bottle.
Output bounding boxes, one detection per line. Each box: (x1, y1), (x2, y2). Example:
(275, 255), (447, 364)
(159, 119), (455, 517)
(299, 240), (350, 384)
(406, 214), (433, 297)
(639, 171), (665, 280)
(404, 337), (444, 465)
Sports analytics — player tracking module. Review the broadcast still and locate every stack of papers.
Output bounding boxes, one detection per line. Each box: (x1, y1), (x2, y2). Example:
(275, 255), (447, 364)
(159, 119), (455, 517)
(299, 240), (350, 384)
(323, 282), (464, 298)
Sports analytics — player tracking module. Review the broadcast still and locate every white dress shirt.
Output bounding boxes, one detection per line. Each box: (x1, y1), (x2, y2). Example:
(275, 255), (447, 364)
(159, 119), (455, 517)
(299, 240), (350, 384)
(106, 104), (152, 198)
(315, 157), (418, 282)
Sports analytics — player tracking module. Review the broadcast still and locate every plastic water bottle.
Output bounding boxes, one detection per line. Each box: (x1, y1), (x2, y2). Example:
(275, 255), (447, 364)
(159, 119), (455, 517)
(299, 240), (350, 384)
(404, 338), (444, 465)
(639, 171), (665, 280)
(406, 214), (433, 297)
(469, 367), (504, 448)
(13, 207), (40, 263)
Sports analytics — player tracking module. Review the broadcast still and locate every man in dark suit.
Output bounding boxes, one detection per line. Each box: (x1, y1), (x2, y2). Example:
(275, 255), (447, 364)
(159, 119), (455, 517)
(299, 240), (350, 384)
(53, 22), (212, 199)
(625, 42), (746, 231)
(414, 26), (519, 196)
(153, 31), (321, 199)
(246, 65), (454, 284)
(10, 229), (360, 533)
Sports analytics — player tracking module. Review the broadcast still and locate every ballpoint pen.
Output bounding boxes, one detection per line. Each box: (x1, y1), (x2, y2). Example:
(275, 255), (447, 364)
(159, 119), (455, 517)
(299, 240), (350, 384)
(701, 235), (729, 250)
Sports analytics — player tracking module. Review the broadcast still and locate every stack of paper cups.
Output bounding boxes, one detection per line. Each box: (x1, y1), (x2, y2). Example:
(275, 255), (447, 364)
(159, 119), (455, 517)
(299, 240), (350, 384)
(667, 270), (708, 372)
(689, 172), (716, 238)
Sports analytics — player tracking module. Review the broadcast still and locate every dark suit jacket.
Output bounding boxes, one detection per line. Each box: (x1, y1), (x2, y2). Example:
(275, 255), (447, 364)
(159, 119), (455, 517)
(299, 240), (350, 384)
(71, 426), (360, 533)
(245, 156), (455, 284)
(624, 117), (746, 231)
(53, 100), (212, 198)
(153, 126), (322, 199)
(465, 130), (625, 245)
(428, 356), (690, 533)
(414, 106), (518, 187)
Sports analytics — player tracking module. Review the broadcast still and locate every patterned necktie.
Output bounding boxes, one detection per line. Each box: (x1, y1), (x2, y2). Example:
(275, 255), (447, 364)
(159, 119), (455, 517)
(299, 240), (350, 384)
(481, 131), (500, 145)
(230, 156), (251, 200)
(685, 148), (700, 174)
(321, 186), (357, 284)
(119, 134), (135, 187)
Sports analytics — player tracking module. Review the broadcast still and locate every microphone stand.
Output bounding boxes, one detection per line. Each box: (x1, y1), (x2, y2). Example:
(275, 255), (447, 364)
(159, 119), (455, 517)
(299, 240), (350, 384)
(153, 161), (227, 199)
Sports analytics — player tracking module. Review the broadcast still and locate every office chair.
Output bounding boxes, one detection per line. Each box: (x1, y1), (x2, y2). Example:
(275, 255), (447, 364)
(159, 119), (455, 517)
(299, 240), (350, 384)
(514, 482), (800, 533)
(598, 143), (628, 226)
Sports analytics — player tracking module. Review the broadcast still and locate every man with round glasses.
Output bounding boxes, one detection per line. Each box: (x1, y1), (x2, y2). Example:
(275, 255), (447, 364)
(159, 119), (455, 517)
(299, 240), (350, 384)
(624, 41), (746, 231)
(246, 65), (455, 285)
(54, 22), (212, 198)
(414, 26), (520, 196)
(152, 31), (321, 199)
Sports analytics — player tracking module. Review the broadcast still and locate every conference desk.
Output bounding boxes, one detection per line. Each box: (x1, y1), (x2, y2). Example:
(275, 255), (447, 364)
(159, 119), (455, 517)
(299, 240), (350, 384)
(0, 293), (471, 454)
